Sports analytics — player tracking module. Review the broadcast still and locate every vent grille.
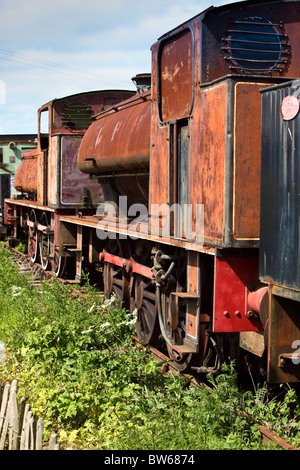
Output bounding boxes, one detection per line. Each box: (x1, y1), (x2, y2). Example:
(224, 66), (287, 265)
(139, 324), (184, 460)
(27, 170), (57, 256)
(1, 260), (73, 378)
(223, 17), (290, 74)
(62, 102), (93, 130)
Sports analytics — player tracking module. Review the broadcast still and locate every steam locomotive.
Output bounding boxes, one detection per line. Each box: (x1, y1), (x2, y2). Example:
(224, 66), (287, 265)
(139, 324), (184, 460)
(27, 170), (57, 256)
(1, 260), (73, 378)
(4, 0), (300, 383)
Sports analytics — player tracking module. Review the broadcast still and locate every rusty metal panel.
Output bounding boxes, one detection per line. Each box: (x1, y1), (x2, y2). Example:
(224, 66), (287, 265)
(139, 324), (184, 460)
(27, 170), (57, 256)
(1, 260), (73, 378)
(260, 82), (300, 292)
(233, 82), (272, 240)
(112, 174), (148, 207)
(193, 81), (227, 242)
(149, 121), (169, 234)
(47, 136), (58, 206)
(149, 41), (170, 235)
(159, 29), (194, 122)
(78, 93), (151, 174)
(60, 135), (104, 205)
(37, 150), (47, 205)
(192, 76), (282, 247)
(267, 292), (300, 383)
(14, 151), (38, 194)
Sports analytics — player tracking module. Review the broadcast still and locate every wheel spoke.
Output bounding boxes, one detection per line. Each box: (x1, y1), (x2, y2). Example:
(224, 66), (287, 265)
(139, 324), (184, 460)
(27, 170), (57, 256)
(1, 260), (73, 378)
(39, 212), (50, 270)
(131, 277), (160, 346)
(28, 209), (38, 263)
(112, 277), (123, 287)
(50, 249), (67, 277)
(102, 240), (131, 307)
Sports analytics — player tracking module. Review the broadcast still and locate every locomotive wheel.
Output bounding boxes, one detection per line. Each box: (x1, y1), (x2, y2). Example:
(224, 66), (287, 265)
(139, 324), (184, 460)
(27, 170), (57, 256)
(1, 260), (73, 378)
(39, 212), (50, 270)
(161, 289), (209, 372)
(160, 287), (194, 371)
(130, 241), (160, 346)
(27, 209), (39, 263)
(102, 239), (130, 307)
(130, 274), (160, 346)
(50, 248), (67, 277)
(157, 249), (213, 373)
(166, 347), (200, 372)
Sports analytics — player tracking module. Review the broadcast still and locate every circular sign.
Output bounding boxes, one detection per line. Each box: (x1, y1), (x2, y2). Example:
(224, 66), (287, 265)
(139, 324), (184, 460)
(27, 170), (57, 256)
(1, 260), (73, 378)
(281, 95), (300, 121)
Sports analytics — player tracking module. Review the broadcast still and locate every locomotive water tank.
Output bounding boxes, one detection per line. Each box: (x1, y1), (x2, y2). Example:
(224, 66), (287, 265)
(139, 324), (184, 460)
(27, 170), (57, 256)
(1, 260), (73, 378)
(78, 75), (151, 205)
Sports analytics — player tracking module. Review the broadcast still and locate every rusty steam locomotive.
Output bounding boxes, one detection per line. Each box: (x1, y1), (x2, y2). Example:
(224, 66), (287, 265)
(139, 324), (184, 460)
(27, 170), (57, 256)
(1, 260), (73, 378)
(4, 0), (300, 383)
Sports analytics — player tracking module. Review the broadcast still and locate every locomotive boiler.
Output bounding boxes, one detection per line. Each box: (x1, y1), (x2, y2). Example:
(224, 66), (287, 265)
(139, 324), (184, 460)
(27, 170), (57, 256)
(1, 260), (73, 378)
(4, 0), (300, 383)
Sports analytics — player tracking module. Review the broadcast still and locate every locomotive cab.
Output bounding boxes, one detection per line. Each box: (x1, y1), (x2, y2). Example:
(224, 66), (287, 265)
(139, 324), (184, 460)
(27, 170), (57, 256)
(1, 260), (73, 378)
(14, 90), (135, 207)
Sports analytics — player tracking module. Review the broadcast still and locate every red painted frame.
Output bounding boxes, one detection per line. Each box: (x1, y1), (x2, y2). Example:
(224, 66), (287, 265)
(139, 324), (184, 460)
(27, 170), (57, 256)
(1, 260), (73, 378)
(213, 256), (264, 333)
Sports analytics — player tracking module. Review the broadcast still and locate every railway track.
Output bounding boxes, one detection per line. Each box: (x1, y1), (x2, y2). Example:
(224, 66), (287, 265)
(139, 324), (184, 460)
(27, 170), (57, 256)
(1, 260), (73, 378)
(141, 341), (298, 451)
(3, 242), (298, 451)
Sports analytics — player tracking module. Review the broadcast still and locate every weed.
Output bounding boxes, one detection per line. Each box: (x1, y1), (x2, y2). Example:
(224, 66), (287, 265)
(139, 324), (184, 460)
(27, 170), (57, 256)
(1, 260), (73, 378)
(0, 245), (299, 449)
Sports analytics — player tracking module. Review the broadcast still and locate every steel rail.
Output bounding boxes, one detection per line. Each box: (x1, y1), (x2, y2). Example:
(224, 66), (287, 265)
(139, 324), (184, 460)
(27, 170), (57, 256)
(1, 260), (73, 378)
(133, 337), (299, 451)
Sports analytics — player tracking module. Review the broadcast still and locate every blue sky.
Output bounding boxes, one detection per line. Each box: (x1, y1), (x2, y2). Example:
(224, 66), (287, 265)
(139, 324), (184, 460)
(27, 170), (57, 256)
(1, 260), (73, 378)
(0, 0), (241, 134)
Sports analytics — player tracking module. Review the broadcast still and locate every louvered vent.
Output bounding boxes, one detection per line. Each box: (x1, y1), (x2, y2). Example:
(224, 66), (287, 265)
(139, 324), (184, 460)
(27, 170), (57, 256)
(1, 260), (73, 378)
(62, 102), (93, 130)
(223, 17), (290, 74)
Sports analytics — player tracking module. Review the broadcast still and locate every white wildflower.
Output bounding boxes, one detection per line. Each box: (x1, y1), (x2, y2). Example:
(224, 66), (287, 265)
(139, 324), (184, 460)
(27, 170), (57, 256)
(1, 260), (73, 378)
(99, 321), (111, 329)
(131, 308), (138, 322)
(11, 286), (24, 297)
(87, 303), (96, 314)
(81, 326), (94, 335)
(117, 309), (138, 326)
(103, 293), (117, 307)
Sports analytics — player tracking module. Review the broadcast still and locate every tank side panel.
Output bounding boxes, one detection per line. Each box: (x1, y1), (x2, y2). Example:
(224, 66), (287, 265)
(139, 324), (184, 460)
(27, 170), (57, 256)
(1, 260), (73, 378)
(233, 82), (271, 240)
(192, 82), (227, 242)
(149, 44), (170, 234)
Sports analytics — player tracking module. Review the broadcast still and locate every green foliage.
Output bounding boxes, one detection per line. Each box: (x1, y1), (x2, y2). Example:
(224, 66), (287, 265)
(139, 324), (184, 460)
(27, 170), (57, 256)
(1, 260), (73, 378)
(0, 244), (299, 450)
(14, 241), (27, 253)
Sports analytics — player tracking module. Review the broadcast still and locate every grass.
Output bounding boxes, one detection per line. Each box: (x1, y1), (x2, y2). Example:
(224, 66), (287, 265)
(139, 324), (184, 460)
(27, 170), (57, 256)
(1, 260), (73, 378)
(0, 243), (299, 450)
